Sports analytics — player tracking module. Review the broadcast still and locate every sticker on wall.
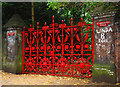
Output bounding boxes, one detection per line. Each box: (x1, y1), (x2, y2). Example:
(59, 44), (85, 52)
(96, 21), (110, 27)
(7, 30), (16, 61)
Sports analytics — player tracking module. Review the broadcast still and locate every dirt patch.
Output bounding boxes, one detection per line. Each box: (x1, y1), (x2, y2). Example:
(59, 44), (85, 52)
(1, 70), (112, 85)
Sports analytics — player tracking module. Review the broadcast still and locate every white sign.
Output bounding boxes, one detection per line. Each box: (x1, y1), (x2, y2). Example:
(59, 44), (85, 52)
(96, 27), (113, 43)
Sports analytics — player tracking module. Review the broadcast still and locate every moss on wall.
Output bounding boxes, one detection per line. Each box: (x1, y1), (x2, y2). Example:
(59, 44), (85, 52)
(93, 63), (115, 84)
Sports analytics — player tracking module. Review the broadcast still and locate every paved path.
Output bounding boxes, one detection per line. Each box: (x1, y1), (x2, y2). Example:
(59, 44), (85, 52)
(1, 70), (111, 85)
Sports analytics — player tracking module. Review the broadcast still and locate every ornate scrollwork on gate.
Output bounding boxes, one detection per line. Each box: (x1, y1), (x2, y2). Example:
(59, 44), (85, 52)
(22, 16), (94, 78)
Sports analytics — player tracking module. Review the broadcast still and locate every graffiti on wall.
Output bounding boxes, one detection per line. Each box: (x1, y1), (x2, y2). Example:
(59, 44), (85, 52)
(96, 27), (113, 43)
(95, 21), (114, 63)
(7, 30), (16, 61)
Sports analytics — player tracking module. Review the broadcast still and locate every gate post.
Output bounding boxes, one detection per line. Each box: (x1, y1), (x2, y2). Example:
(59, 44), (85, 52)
(2, 14), (26, 74)
(93, 11), (116, 84)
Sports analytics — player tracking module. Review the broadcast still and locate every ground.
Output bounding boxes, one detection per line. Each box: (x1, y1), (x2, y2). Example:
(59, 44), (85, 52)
(1, 70), (114, 85)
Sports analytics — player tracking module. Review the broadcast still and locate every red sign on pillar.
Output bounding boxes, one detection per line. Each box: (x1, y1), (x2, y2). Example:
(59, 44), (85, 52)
(96, 21), (110, 27)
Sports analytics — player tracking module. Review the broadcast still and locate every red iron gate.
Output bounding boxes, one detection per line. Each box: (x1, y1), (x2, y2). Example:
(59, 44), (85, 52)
(22, 16), (94, 78)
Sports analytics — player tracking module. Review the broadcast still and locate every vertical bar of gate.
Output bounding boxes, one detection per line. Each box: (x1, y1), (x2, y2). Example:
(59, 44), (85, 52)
(52, 16), (55, 75)
(37, 22), (39, 72)
(71, 18), (73, 76)
(30, 25), (32, 72)
(22, 26), (25, 73)
(44, 22), (47, 64)
(62, 20), (64, 74)
(81, 18), (84, 75)
(92, 18), (94, 64)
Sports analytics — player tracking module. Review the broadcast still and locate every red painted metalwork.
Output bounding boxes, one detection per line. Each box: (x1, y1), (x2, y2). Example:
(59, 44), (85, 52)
(22, 16), (94, 78)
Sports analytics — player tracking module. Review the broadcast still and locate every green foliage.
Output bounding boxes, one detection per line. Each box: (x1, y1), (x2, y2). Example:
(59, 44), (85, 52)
(3, 2), (118, 27)
(47, 2), (93, 25)
(47, 2), (119, 24)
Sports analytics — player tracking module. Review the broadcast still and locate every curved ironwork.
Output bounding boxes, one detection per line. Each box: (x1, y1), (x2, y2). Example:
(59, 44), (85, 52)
(22, 16), (94, 78)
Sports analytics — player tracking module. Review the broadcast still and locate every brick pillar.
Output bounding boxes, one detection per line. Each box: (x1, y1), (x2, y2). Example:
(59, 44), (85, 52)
(93, 12), (116, 83)
(115, 20), (120, 83)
